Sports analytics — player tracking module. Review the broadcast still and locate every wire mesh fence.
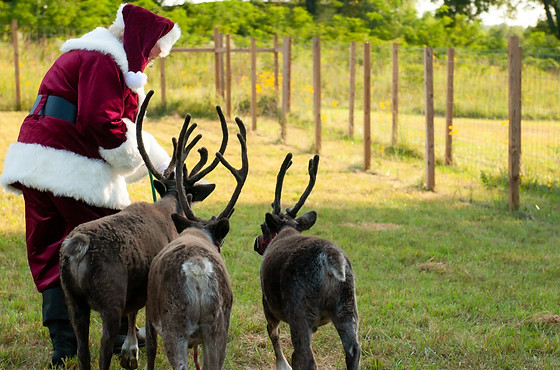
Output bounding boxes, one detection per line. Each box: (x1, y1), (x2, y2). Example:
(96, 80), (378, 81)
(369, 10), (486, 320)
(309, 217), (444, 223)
(1, 23), (559, 190)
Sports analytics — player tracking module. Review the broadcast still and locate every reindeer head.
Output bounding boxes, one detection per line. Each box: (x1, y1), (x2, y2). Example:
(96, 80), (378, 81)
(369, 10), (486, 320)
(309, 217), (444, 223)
(254, 153), (320, 255)
(171, 111), (249, 252)
(137, 90), (231, 202)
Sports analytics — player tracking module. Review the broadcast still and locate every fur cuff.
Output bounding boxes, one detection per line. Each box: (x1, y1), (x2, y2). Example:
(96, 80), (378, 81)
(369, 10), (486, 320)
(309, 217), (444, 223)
(125, 131), (171, 184)
(142, 130), (171, 174)
(99, 118), (144, 175)
(99, 118), (170, 180)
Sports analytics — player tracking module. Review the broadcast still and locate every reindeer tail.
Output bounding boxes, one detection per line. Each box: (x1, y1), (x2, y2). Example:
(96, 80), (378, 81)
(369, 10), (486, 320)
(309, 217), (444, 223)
(323, 246), (347, 281)
(61, 233), (90, 261)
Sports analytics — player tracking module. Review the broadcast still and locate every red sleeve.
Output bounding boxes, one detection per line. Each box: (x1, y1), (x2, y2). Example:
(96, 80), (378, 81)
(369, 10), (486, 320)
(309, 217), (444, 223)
(75, 51), (136, 150)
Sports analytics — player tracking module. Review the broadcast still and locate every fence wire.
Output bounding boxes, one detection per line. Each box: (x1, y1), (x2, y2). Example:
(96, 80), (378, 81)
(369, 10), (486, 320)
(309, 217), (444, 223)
(1, 24), (559, 189)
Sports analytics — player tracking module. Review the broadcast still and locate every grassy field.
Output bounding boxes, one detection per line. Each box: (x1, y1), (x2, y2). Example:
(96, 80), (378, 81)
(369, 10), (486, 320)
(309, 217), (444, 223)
(3, 36), (560, 189)
(1, 108), (560, 369)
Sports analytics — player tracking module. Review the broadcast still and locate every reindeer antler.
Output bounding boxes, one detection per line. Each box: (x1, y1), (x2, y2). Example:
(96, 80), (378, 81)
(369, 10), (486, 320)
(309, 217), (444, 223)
(176, 114), (203, 183)
(272, 153), (293, 215)
(176, 114), (248, 222)
(175, 115), (204, 222)
(176, 109), (248, 223)
(216, 117), (249, 219)
(186, 106), (229, 185)
(286, 155), (320, 218)
(136, 90), (181, 182)
(135, 90), (163, 180)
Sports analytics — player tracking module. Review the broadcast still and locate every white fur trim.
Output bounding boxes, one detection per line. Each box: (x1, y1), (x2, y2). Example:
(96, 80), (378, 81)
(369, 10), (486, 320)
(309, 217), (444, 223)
(125, 164), (149, 184)
(136, 87), (146, 114)
(61, 27), (129, 77)
(1, 142), (130, 210)
(125, 71), (147, 92)
(125, 131), (170, 184)
(143, 131), (172, 174)
(157, 24), (181, 58)
(99, 118), (170, 182)
(99, 118), (144, 175)
(108, 3), (127, 39)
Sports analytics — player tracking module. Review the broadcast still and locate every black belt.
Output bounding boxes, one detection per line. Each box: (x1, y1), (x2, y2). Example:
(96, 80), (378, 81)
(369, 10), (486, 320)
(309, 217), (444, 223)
(30, 95), (77, 124)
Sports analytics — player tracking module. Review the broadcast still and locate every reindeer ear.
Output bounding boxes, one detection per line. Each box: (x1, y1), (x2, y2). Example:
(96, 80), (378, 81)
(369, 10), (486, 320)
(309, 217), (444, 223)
(295, 211), (317, 231)
(265, 213), (282, 231)
(189, 183), (216, 202)
(171, 213), (193, 233)
(153, 179), (167, 198)
(212, 218), (230, 247)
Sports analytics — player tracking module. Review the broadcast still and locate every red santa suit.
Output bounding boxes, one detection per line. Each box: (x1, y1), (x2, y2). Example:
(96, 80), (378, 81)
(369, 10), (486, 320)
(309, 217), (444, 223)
(0, 4), (181, 293)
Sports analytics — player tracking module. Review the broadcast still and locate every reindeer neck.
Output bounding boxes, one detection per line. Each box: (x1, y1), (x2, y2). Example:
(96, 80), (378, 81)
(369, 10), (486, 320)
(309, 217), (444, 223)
(182, 227), (213, 243)
(276, 226), (300, 239)
(154, 193), (182, 215)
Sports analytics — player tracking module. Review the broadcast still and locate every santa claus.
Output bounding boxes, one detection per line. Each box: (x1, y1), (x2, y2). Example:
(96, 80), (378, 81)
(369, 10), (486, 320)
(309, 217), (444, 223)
(1, 4), (181, 367)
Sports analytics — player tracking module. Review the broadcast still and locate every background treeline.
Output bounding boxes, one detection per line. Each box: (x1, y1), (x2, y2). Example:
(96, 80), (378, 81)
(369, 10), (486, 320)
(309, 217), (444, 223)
(1, 0), (560, 49)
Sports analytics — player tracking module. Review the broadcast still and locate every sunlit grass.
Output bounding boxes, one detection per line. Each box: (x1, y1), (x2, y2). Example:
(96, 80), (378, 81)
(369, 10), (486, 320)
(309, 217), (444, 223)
(1, 35), (560, 368)
(2, 109), (560, 368)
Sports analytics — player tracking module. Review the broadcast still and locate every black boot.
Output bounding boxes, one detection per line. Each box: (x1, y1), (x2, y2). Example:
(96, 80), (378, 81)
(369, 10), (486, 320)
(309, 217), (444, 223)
(42, 286), (77, 367)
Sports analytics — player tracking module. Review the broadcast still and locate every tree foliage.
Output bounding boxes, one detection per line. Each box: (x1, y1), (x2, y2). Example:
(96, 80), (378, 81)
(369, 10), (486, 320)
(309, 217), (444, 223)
(0, 0), (558, 48)
(431, 0), (560, 42)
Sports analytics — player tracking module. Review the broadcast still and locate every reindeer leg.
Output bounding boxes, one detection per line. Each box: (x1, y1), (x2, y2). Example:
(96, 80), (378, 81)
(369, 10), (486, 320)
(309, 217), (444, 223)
(201, 321), (229, 369)
(332, 315), (360, 370)
(264, 299), (292, 370)
(145, 317), (158, 370)
(289, 320), (315, 370)
(119, 312), (139, 370)
(67, 297), (91, 370)
(99, 310), (121, 370)
(162, 330), (190, 369)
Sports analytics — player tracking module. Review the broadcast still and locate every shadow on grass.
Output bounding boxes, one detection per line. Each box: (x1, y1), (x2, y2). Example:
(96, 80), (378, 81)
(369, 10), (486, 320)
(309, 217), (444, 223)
(2, 196), (560, 368)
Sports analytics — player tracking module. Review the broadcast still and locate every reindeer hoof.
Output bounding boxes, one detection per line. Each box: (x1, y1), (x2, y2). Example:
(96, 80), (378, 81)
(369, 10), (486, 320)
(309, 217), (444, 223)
(119, 348), (139, 370)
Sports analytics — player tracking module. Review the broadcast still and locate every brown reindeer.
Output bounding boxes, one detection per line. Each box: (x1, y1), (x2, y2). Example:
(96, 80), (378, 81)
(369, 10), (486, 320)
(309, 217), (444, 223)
(254, 153), (360, 370)
(145, 115), (248, 370)
(59, 90), (231, 370)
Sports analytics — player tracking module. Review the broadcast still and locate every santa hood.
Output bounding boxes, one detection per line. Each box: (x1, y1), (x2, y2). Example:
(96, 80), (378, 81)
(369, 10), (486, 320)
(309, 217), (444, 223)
(61, 3), (181, 94)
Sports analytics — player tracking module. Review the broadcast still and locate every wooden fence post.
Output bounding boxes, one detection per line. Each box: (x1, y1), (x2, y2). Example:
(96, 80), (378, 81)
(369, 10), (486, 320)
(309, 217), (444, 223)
(213, 28), (222, 98)
(226, 34), (232, 118)
(348, 41), (356, 138)
(220, 33), (225, 98)
(12, 19), (21, 111)
(274, 34), (279, 95)
(160, 58), (166, 107)
(424, 47), (435, 191)
(445, 48), (454, 166)
(364, 42), (371, 171)
(313, 37), (321, 154)
(392, 43), (399, 146)
(251, 38), (257, 131)
(508, 36), (522, 212)
(286, 37), (292, 113)
(281, 37), (291, 142)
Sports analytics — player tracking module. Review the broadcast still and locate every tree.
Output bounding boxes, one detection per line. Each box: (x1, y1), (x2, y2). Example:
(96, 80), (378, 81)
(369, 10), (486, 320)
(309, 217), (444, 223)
(540, 0), (560, 39)
(430, 0), (560, 41)
(437, 0), (499, 21)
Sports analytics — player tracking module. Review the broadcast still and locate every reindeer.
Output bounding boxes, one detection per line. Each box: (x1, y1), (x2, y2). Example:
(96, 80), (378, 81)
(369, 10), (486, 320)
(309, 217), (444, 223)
(145, 114), (248, 370)
(59, 90), (231, 370)
(253, 153), (360, 370)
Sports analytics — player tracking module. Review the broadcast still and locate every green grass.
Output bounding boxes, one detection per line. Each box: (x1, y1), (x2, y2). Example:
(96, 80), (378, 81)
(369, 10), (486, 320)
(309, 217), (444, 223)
(1, 110), (560, 369)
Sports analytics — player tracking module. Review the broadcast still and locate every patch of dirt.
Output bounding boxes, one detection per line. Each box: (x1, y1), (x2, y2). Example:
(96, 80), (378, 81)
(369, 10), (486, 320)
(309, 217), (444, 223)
(417, 261), (448, 274)
(241, 332), (275, 348)
(528, 312), (560, 324)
